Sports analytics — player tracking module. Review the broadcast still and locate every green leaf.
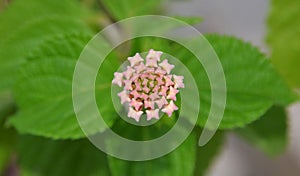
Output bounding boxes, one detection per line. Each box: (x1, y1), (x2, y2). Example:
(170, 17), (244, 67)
(203, 35), (295, 128)
(0, 0), (92, 92)
(17, 135), (110, 176)
(194, 131), (224, 176)
(108, 126), (197, 176)
(0, 0), (88, 36)
(267, 0), (300, 89)
(133, 36), (295, 129)
(235, 106), (287, 156)
(107, 119), (223, 176)
(172, 16), (202, 26)
(100, 0), (163, 20)
(9, 33), (92, 139)
(9, 33), (118, 139)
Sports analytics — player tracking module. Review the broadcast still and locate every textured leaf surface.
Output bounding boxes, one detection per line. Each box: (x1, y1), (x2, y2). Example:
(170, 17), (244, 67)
(0, 0), (91, 92)
(100, 0), (162, 20)
(17, 135), (110, 176)
(236, 106), (287, 156)
(107, 120), (224, 176)
(108, 125), (197, 176)
(135, 36), (295, 129)
(203, 35), (295, 128)
(267, 0), (300, 89)
(9, 33), (118, 139)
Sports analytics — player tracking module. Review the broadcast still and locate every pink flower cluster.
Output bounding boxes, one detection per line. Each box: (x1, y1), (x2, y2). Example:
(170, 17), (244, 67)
(112, 49), (184, 122)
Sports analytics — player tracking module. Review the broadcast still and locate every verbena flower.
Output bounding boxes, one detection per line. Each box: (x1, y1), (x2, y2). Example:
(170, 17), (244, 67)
(112, 49), (184, 122)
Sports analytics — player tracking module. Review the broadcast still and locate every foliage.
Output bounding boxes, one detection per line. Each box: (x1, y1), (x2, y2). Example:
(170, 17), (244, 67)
(267, 0), (300, 90)
(0, 0), (296, 175)
(236, 106), (288, 156)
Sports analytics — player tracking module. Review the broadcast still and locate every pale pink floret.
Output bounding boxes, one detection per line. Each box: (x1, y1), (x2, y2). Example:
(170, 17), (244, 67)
(146, 109), (160, 120)
(155, 96), (168, 109)
(146, 57), (158, 67)
(144, 100), (155, 109)
(155, 67), (166, 75)
(167, 86), (179, 101)
(165, 75), (174, 87)
(123, 66), (135, 79)
(118, 90), (130, 104)
(130, 74), (139, 82)
(128, 107), (143, 122)
(146, 49), (163, 61)
(159, 59), (174, 74)
(155, 76), (164, 85)
(159, 86), (168, 96)
(134, 62), (146, 73)
(143, 86), (150, 93)
(130, 99), (143, 111)
(152, 85), (159, 93)
(112, 49), (184, 122)
(149, 93), (160, 101)
(173, 75), (185, 88)
(124, 80), (133, 91)
(130, 90), (140, 99)
(112, 72), (123, 87)
(162, 100), (178, 117)
(140, 93), (149, 100)
(135, 81), (142, 91)
(128, 53), (143, 67)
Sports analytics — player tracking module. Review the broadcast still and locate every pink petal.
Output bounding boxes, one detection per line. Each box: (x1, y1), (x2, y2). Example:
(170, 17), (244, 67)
(164, 75), (174, 87)
(144, 100), (155, 109)
(112, 72), (123, 87)
(155, 96), (168, 109)
(128, 53), (144, 67)
(134, 62), (146, 73)
(162, 100), (178, 117)
(140, 93), (149, 100)
(149, 93), (160, 101)
(123, 66), (135, 79)
(117, 90), (130, 104)
(130, 90), (140, 99)
(167, 87), (179, 101)
(173, 75), (185, 88)
(128, 107), (143, 122)
(159, 86), (168, 96)
(124, 80), (133, 90)
(143, 86), (150, 93)
(146, 58), (158, 67)
(159, 59), (174, 74)
(155, 67), (166, 75)
(146, 109), (160, 120)
(146, 49), (162, 61)
(155, 76), (164, 85)
(129, 99), (143, 111)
